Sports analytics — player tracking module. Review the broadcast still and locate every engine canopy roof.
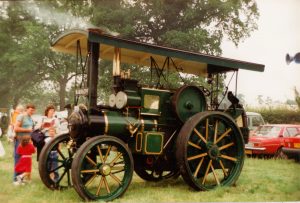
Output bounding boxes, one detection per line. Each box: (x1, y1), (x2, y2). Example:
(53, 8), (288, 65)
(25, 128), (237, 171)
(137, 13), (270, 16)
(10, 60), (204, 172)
(51, 28), (264, 76)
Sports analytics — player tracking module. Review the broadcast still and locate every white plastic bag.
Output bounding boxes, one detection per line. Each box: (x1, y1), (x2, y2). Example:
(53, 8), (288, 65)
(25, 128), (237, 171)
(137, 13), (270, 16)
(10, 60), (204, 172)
(7, 125), (15, 141)
(0, 140), (5, 157)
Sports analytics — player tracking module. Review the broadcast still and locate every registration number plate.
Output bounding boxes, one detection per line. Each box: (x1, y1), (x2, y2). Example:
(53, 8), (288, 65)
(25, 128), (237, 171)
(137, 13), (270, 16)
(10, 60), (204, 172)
(245, 149), (252, 155)
(294, 143), (300, 148)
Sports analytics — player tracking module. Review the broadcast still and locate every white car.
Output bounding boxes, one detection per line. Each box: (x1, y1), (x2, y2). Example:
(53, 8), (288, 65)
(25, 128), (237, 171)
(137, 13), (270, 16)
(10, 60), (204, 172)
(246, 112), (265, 131)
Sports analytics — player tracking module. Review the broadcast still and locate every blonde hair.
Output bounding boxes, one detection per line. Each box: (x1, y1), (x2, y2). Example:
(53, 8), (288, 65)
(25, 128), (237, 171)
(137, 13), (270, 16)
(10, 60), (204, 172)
(16, 105), (24, 112)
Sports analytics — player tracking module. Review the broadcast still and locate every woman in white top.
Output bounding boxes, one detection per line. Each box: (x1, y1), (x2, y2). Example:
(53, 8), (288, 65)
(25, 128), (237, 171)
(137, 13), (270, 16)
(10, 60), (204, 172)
(40, 104), (60, 182)
(42, 105), (60, 141)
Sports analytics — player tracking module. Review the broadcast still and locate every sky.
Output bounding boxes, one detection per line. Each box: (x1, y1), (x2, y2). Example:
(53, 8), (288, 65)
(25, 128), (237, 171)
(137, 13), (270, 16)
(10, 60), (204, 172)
(221, 0), (300, 105)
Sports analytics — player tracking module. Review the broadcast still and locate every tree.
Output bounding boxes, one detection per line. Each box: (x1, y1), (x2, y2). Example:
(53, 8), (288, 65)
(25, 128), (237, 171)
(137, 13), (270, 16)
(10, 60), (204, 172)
(265, 96), (273, 108)
(0, 3), (42, 108)
(22, 23), (79, 110)
(294, 87), (300, 109)
(257, 95), (264, 105)
(90, 0), (259, 55)
(0, 2), (82, 110)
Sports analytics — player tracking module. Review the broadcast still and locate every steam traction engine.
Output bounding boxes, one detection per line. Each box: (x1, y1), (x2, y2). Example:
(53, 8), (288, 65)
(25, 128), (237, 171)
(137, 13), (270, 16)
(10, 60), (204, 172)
(38, 29), (264, 201)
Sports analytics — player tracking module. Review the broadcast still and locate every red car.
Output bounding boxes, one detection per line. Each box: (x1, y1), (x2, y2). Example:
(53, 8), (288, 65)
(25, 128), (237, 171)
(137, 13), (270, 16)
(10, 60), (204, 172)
(245, 124), (300, 158)
(282, 133), (300, 162)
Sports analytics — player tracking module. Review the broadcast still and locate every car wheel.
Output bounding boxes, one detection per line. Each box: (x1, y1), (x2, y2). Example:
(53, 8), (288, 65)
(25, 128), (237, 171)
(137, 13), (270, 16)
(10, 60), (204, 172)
(274, 148), (287, 160)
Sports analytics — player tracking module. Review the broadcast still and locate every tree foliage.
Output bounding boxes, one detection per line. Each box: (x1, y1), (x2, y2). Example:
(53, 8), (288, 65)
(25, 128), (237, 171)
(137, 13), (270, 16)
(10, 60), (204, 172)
(0, 3), (40, 108)
(294, 87), (300, 109)
(0, 2), (79, 109)
(90, 0), (259, 55)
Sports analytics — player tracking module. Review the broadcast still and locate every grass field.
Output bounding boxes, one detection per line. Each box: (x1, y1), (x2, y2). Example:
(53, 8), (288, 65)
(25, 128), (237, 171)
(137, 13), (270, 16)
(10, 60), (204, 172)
(0, 137), (300, 203)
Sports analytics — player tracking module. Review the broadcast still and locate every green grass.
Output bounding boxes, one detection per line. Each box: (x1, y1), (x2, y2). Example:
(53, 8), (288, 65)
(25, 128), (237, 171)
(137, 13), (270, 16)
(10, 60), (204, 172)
(1, 137), (300, 202)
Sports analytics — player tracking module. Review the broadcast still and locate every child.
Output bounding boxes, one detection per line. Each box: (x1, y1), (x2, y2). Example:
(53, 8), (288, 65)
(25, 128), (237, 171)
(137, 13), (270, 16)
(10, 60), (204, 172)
(15, 135), (36, 185)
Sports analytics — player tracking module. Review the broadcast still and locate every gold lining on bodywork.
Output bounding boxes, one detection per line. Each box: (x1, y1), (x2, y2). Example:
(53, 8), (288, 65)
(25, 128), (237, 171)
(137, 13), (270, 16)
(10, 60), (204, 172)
(103, 112), (109, 134)
(153, 119), (158, 131)
(140, 119), (145, 133)
(144, 132), (164, 155)
(136, 132), (142, 152)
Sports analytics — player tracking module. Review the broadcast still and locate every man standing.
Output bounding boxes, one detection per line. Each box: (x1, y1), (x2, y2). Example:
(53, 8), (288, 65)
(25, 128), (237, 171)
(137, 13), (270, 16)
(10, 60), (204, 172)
(13, 104), (35, 185)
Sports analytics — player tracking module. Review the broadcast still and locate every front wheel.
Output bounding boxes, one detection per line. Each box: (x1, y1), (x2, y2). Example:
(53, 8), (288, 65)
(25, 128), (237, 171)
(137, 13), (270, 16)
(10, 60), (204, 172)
(176, 111), (245, 190)
(38, 133), (75, 190)
(71, 136), (134, 201)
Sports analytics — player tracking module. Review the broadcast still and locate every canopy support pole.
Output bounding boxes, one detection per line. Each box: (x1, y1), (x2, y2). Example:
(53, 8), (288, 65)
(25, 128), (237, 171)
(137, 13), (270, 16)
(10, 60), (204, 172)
(88, 41), (99, 111)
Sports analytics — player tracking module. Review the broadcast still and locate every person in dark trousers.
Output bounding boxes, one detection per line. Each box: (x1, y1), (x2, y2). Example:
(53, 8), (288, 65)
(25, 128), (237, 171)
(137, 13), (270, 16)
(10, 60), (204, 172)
(13, 104), (35, 185)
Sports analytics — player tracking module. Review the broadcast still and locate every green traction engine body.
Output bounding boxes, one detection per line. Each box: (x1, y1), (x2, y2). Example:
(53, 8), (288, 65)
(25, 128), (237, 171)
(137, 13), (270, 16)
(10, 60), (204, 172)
(70, 76), (249, 178)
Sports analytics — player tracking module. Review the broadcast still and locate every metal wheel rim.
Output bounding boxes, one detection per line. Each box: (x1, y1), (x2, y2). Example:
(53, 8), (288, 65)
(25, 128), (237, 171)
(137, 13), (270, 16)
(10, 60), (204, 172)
(74, 137), (133, 201)
(38, 133), (74, 189)
(178, 112), (245, 190)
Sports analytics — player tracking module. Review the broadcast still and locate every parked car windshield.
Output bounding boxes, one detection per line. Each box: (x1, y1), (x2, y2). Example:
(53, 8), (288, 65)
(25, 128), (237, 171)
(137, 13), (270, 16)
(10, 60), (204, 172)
(254, 126), (281, 137)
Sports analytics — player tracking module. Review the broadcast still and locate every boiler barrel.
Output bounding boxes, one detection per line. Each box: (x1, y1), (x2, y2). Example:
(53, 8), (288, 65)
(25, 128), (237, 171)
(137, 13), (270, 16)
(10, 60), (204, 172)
(88, 111), (158, 137)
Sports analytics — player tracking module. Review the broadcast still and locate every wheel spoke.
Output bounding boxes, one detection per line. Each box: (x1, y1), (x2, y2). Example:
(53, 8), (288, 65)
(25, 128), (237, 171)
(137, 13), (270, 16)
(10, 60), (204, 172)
(68, 148), (72, 158)
(96, 176), (104, 196)
(210, 163), (220, 185)
(97, 145), (105, 163)
(85, 173), (97, 187)
(215, 128), (232, 144)
(110, 173), (122, 185)
(187, 152), (207, 161)
(219, 142), (234, 151)
(103, 176), (111, 194)
(202, 159), (212, 184)
(111, 169), (125, 174)
(81, 169), (99, 174)
(113, 161), (125, 165)
(219, 160), (228, 177)
(188, 141), (201, 150)
(205, 118), (209, 140)
(220, 154), (237, 162)
(67, 169), (71, 186)
(193, 157), (204, 177)
(104, 145), (112, 162)
(85, 155), (97, 166)
(214, 120), (218, 143)
(56, 168), (67, 185)
(193, 128), (207, 144)
(110, 153), (123, 166)
(57, 148), (66, 160)
(111, 166), (125, 171)
(49, 164), (64, 173)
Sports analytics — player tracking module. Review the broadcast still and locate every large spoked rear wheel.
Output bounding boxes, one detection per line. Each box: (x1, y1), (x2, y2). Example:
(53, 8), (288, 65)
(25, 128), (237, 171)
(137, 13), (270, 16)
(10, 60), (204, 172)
(176, 111), (245, 190)
(39, 133), (74, 190)
(71, 136), (134, 201)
